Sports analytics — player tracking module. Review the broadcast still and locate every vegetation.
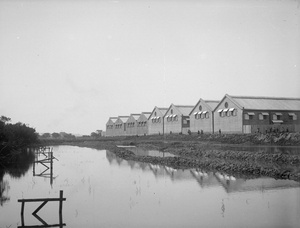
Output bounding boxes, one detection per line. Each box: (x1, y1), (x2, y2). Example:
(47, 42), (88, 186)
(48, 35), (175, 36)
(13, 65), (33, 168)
(0, 115), (39, 155)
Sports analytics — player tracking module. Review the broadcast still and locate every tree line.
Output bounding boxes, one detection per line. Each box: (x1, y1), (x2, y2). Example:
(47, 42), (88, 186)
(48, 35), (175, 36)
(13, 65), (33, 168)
(0, 115), (39, 154)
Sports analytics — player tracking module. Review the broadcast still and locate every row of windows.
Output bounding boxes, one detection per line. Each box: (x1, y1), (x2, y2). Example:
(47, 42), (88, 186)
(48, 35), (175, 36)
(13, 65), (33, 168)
(218, 108), (237, 117)
(127, 121), (148, 127)
(138, 121), (147, 126)
(244, 113), (297, 121)
(115, 124), (123, 129)
(193, 111), (209, 119)
(151, 117), (162, 123)
(166, 115), (178, 122)
(127, 122), (135, 128)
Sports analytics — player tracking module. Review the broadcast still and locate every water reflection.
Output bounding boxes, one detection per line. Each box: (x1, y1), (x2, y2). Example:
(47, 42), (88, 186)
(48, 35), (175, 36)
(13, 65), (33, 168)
(0, 148), (35, 205)
(33, 147), (57, 187)
(117, 145), (176, 157)
(106, 150), (300, 192)
(1, 146), (300, 228)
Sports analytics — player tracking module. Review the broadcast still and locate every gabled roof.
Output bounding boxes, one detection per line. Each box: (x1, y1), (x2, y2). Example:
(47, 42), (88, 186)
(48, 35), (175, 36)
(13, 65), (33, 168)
(165, 104), (194, 117)
(141, 112), (151, 119)
(214, 94), (300, 112)
(118, 116), (130, 123)
(148, 106), (169, 120)
(217, 94), (300, 111)
(106, 117), (118, 124)
(190, 99), (220, 115)
(175, 105), (194, 116)
(205, 100), (220, 111)
(129, 114), (141, 121)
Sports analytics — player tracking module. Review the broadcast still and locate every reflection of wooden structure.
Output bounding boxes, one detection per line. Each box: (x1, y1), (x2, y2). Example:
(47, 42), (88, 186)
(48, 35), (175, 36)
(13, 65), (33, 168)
(18, 190), (66, 228)
(33, 147), (57, 186)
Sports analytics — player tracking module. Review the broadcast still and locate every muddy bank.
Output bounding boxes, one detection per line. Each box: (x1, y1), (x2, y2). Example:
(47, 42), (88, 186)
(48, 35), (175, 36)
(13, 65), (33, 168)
(56, 135), (300, 182)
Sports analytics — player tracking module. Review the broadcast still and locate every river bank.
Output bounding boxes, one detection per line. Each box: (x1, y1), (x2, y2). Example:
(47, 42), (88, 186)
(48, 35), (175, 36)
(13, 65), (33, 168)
(41, 133), (300, 182)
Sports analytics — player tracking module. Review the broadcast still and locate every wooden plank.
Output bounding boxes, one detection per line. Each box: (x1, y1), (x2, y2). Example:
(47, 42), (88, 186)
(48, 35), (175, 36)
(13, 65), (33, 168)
(32, 201), (48, 215)
(18, 223), (66, 228)
(18, 198), (66, 202)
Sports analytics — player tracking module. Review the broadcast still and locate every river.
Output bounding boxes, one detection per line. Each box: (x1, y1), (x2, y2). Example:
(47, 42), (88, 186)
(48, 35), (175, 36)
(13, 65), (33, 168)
(0, 145), (299, 228)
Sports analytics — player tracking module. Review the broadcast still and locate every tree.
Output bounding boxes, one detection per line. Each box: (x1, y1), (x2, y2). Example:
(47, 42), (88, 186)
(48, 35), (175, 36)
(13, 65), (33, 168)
(41, 133), (51, 138)
(51, 132), (60, 139)
(0, 116), (39, 152)
(91, 130), (102, 138)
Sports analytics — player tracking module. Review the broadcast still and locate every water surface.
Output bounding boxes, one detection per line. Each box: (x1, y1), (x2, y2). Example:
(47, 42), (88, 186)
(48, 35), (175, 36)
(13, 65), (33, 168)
(0, 145), (299, 228)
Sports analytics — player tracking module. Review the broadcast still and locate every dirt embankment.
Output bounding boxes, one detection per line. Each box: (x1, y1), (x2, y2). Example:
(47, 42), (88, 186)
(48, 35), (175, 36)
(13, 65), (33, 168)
(48, 133), (300, 182)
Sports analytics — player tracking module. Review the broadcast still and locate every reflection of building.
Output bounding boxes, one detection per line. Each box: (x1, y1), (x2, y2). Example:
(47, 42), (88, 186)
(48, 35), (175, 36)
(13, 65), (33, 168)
(214, 172), (300, 193)
(105, 150), (300, 193)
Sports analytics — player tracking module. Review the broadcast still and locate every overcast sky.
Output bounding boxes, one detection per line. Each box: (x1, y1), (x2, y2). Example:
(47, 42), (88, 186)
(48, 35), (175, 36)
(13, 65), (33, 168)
(0, 0), (299, 135)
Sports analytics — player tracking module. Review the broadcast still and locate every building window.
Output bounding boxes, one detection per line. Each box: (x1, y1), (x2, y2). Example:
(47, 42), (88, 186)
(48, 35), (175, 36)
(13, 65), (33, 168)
(259, 112), (269, 120)
(205, 112), (209, 118)
(233, 109), (237, 116)
(244, 114), (249, 120)
(225, 102), (228, 108)
(246, 112), (255, 120)
(289, 113), (297, 120)
(199, 105), (202, 111)
(223, 109), (228, 117)
(154, 111), (157, 116)
(194, 112), (198, 119)
(273, 113), (282, 120)
(229, 108), (236, 116)
(218, 109), (223, 117)
(171, 109), (173, 114)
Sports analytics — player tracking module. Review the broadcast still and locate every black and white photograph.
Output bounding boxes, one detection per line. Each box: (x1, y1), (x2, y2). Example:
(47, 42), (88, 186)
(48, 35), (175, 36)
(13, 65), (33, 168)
(1, 0), (300, 227)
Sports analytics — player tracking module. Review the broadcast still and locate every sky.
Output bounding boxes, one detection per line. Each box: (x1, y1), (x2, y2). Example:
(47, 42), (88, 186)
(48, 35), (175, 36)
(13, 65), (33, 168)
(0, 0), (299, 135)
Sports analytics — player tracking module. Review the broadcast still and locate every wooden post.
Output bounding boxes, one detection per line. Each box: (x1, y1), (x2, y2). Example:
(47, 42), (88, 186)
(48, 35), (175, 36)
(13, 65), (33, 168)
(21, 201), (25, 216)
(50, 152), (53, 186)
(59, 190), (63, 214)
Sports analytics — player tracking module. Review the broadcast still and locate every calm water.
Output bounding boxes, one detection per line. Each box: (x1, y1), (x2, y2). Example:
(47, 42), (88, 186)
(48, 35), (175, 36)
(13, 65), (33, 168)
(117, 145), (176, 157)
(1, 145), (300, 228)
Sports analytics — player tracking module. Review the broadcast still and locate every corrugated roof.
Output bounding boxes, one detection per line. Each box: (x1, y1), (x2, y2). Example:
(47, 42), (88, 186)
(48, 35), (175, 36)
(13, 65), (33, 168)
(230, 95), (300, 110)
(158, 108), (168, 116)
(205, 100), (220, 111)
(175, 105), (194, 116)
